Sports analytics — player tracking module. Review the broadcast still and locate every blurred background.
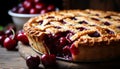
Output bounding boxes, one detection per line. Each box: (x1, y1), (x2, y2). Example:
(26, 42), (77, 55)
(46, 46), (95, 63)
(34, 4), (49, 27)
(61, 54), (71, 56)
(0, 0), (120, 26)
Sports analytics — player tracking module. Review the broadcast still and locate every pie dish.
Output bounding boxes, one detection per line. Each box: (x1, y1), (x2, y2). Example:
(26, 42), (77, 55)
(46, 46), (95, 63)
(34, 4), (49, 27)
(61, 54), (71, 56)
(23, 9), (120, 62)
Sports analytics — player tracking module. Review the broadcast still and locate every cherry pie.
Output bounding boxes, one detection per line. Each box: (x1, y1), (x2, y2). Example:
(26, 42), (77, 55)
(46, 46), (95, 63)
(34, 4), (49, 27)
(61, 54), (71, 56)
(23, 9), (120, 62)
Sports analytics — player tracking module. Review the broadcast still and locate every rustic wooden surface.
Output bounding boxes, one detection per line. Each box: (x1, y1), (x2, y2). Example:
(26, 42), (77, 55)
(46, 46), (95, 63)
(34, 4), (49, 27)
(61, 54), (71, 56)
(18, 42), (120, 69)
(0, 45), (28, 69)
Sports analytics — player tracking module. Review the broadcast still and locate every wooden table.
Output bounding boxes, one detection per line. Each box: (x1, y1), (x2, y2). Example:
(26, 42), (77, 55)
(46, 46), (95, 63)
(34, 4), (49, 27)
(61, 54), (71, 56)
(0, 46), (28, 69)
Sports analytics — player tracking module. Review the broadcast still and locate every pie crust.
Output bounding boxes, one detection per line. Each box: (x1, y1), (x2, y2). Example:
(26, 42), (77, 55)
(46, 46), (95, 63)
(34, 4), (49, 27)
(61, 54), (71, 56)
(23, 9), (120, 62)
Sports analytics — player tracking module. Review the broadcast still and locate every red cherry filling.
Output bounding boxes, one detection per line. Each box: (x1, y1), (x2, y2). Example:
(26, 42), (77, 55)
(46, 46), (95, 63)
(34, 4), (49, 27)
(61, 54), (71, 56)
(77, 27), (87, 31)
(44, 31), (74, 60)
(70, 17), (77, 20)
(70, 44), (79, 55)
(105, 29), (114, 34)
(88, 31), (100, 37)
(91, 18), (99, 21)
(78, 21), (88, 24)
(104, 22), (111, 26)
(104, 16), (111, 19)
(117, 26), (120, 29)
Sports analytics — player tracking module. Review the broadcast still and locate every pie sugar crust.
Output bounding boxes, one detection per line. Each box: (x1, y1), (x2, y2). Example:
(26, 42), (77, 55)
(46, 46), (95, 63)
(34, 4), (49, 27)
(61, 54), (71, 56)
(23, 9), (120, 62)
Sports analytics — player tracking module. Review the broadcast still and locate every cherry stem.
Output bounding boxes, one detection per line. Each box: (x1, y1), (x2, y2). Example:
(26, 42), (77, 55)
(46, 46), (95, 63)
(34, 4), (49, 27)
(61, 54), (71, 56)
(11, 29), (15, 40)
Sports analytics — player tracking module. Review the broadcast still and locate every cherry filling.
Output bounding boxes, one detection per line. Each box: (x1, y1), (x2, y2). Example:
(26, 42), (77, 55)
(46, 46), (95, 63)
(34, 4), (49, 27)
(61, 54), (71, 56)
(88, 31), (100, 37)
(91, 18), (99, 21)
(78, 21), (88, 24)
(105, 29), (114, 34)
(69, 17), (77, 20)
(104, 16), (111, 19)
(59, 20), (66, 24)
(46, 16), (55, 19)
(104, 22), (111, 26)
(43, 31), (75, 60)
(77, 27), (87, 31)
(117, 26), (120, 29)
(38, 20), (43, 25)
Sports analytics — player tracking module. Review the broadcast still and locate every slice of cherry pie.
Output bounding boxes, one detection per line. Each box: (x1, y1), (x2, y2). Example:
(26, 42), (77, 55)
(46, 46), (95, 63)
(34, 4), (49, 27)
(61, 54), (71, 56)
(23, 9), (120, 62)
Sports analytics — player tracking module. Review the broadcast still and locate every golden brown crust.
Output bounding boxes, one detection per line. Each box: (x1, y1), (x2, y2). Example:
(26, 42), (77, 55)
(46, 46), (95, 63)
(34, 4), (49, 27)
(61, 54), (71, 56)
(23, 9), (120, 61)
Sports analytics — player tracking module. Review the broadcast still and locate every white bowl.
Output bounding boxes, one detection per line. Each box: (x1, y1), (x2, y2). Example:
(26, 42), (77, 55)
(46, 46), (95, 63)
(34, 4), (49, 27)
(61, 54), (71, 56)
(8, 10), (40, 30)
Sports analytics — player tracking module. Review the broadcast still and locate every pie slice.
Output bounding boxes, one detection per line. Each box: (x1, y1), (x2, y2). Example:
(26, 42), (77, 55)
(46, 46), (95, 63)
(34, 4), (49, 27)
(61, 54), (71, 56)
(23, 9), (120, 62)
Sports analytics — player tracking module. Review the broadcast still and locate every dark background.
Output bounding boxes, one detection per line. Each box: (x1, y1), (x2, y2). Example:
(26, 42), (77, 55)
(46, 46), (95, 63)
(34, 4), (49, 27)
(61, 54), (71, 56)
(0, 0), (19, 26)
(0, 0), (120, 26)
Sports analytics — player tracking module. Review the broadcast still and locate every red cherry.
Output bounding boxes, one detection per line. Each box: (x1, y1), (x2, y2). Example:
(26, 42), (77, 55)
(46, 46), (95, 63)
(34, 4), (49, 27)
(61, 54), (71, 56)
(29, 8), (39, 14)
(59, 37), (68, 46)
(23, 0), (33, 10)
(5, 29), (13, 37)
(47, 5), (55, 11)
(18, 7), (29, 14)
(26, 0), (34, 2)
(3, 37), (17, 50)
(70, 44), (79, 55)
(41, 54), (56, 67)
(17, 29), (24, 34)
(34, 0), (40, 3)
(26, 55), (40, 68)
(35, 3), (45, 10)
(11, 6), (18, 13)
(0, 35), (6, 46)
(17, 32), (29, 45)
(40, 9), (48, 14)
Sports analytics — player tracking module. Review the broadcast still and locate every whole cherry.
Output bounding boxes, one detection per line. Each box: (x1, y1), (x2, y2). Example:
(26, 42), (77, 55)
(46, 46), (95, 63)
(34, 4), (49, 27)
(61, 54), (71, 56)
(26, 55), (40, 69)
(0, 35), (6, 46)
(29, 8), (39, 14)
(41, 54), (56, 67)
(23, 0), (33, 10)
(17, 31), (29, 45)
(3, 36), (17, 50)
(47, 4), (55, 11)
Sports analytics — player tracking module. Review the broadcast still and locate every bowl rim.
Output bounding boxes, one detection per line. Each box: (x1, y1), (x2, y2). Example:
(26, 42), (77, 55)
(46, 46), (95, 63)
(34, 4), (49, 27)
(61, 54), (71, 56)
(8, 10), (40, 18)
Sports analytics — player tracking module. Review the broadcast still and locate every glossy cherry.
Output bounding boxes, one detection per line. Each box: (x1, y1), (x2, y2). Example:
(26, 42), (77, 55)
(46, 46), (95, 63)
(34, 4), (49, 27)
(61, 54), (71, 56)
(0, 35), (6, 46)
(3, 36), (17, 50)
(41, 54), (56, 67)
(23, 0), (33, 10)
(5, 29), (13, 37)
(47, 4), (55, 11)
(35, 3), (45, 10)
(17, 31), (29, 45)
(11, 6), (18, 13)
(40, 9), (48, 14)
(29, 8), (39, 14)
(18, 7), (28, 14)
(26, 55), (40, 69)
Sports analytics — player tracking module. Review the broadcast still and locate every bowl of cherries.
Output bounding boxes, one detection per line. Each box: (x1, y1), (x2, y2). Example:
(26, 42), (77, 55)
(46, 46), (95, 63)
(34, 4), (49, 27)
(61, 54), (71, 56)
(8, 0), (59, 30)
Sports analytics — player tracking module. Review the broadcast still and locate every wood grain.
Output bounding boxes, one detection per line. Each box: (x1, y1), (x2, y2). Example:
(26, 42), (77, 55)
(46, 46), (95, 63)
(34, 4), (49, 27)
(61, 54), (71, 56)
(0, 46), (28, 69)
